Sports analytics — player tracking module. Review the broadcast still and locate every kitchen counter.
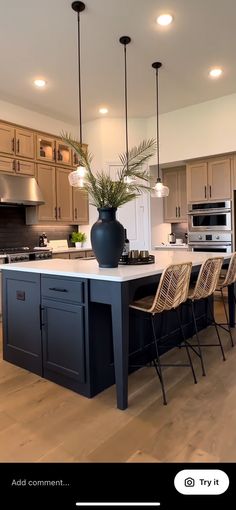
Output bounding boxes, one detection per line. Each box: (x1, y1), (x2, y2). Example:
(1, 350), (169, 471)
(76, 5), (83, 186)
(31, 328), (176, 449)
(1, 250), (230, 282)
(50, 246), (93, 254)
(155, 243), (189, 250)
(2, 250), (233, 410)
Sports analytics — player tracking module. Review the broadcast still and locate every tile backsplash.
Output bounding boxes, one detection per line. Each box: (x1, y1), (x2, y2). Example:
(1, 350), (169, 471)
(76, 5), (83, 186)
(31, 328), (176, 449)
(0, 206), (76, 248)
(171, 222), (188, 242)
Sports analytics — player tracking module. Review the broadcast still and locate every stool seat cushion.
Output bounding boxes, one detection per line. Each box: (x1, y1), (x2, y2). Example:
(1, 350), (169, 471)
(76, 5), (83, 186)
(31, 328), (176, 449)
(130, 295), (155, 312)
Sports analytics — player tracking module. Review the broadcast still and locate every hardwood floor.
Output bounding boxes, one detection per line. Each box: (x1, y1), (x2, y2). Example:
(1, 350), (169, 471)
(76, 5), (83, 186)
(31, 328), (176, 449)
(0, 299), (236, 463)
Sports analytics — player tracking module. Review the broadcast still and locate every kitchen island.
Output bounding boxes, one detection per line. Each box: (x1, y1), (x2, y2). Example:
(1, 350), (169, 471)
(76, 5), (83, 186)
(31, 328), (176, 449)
(1, 251), (233, 410)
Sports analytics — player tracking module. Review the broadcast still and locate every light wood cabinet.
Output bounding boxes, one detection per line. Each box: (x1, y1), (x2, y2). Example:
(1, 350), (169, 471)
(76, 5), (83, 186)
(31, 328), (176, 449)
(37, 164), (57, 221)
(56, 141), (71, 166)
(36, 164), (73, 222)
(187, 157), (232, 202)
(36, 134), (55, 162)
(73, 189), (89, 224)
(0, 155), (34, 175)
(0, 155), (14, 173)
(0, 123), (34, 159)
(0, 123), (15, 155)
(15, 128), (34, 159)
(163, 166), (187, 223)
(56, 167), (73, 222)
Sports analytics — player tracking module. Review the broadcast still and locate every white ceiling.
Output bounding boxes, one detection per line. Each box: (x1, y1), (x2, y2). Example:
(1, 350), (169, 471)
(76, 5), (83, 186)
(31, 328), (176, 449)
(0, 0), (236, 123)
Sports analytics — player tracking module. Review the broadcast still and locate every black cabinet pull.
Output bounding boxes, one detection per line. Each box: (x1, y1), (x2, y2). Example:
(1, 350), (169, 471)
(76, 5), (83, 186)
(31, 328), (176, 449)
(75, 207), (77, 219)
(12, 160), (16, 171)
(178, 206), (180, 217)
(53, 147), (56, 161)
(39, 305), (45, 329)
(49, 287), (68, 293)
(58, 207), (61, 219)
(204, 185), (207, 198)
(55, 207), (57, 219)
(209, 185), (212, 198)
(12, 138), (15, 152)
(176, 206), (178, 217)
(17, 139), (20, 153)
(17, 161), (20, 172)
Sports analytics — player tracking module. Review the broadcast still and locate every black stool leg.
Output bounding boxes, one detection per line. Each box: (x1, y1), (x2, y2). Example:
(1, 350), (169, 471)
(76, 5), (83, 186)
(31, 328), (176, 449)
(220, 288), (234, 347)
(208, 298), (226, 361)
(190, 300), (206, 376)
(176, 307), (197, 384)
(151, 315), (167, 405)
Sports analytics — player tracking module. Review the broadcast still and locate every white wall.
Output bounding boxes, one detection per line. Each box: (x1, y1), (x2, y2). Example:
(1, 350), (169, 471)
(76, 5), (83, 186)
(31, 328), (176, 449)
(0, 98), (77, 136)
(147, 92), (236, 164)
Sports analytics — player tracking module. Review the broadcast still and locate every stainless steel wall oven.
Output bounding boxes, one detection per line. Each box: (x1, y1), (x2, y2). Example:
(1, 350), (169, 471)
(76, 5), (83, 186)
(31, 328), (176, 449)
(188, 200), (231, 231)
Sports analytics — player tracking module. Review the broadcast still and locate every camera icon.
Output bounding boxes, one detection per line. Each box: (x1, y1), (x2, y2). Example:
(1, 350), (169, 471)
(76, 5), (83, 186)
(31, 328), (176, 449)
(184, 477), (195, 487)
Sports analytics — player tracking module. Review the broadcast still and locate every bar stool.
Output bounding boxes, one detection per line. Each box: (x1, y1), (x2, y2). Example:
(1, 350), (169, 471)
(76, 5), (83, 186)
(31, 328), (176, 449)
(187, 257), (224, 377)
(215, 252), (236, 347)
(129, 262), (197, 405)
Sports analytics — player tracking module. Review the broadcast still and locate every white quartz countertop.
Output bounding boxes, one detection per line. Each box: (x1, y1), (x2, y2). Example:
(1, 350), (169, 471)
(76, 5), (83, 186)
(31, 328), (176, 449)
(1, 251), (231, 282)
(155, 244), (188, 249)
(51, 246), (93, 254)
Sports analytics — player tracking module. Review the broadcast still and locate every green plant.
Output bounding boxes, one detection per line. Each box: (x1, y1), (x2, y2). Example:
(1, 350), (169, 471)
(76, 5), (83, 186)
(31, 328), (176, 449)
(61, 132), (156, 209)
(71, 231), (87, 244)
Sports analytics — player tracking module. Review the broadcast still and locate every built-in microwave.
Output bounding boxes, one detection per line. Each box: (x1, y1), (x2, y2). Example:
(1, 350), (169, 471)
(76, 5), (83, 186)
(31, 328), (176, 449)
(188, 201), (231, 231)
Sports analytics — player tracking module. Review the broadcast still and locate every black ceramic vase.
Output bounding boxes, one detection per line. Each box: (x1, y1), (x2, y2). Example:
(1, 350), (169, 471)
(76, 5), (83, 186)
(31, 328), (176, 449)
(91, 208), (125, 268)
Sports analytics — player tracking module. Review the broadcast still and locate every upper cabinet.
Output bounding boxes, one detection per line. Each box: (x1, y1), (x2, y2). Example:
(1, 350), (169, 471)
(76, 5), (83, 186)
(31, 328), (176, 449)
(163, 166), (187, 223)
(36, 134), (72, 166)
(187, 156), (232, 202)
(0, 123), (34, 159)
(73, 189), (89, 224)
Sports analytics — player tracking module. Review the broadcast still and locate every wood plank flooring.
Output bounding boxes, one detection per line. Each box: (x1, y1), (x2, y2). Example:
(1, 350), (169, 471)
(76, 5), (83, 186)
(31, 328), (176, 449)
(1, 299), (236, 463)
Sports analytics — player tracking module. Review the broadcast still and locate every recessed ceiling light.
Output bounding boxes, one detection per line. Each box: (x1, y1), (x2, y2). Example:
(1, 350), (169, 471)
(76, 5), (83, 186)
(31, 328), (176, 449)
(209, 68), (223, 78)
(156, 14), (173, 26)
(99, 107), (108, 114)
(34, 79), (47, 88)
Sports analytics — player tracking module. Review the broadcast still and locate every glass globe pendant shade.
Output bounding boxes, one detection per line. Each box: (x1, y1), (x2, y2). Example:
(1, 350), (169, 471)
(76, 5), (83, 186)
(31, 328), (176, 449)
(68, 165), (86, 187)
(152, 178), (169, 197)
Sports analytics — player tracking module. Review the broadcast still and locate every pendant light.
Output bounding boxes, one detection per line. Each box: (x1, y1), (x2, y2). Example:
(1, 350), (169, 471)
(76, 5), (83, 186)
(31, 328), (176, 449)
(152, 62), (169, 197)
(119, 36), (134, 185)
(68, 1), (86, 188)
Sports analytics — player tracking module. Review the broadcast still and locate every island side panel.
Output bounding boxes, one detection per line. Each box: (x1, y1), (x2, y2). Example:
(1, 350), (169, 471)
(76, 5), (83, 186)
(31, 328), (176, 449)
(90, 280), (130, 410)
(2, 271), (42, 375)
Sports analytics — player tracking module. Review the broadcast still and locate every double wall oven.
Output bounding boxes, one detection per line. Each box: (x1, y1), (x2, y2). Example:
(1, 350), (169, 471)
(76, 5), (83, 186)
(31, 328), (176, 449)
(188, 201), (232, 253)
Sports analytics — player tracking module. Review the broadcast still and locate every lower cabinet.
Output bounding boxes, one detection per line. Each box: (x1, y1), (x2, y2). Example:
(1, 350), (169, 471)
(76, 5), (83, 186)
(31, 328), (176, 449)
(42, 299), (85, 385)
(2, 272), (42, 375)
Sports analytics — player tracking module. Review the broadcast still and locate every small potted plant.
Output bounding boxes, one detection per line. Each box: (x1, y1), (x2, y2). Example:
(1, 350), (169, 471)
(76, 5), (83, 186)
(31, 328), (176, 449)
(71, 231), (87, 249)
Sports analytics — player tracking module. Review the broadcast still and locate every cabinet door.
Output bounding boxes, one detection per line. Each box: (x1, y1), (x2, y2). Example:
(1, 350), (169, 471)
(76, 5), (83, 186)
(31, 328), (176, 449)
(2, 272), (42, 375)
(72, 143), (88, 167)
(208, 158), (231, 200)
(16, 159), (35, 176)
(186, 162), (208, 202)
(0, 155), (14, 173)
(73, 189), (89, 223)
(15, 128), (34, 159)
(163, 169), (179, 222)
(178, 167), (187, 221)
(56, 167), (73, 222)
(42, 299), (85, 384)
(69, 251), (86, 259)
(37, 164), (57, 221)
(36, 134), (56, 162)
(56, 141), (71, 166)
(52, 253), (70, 259)
(0, 123), (15, 155)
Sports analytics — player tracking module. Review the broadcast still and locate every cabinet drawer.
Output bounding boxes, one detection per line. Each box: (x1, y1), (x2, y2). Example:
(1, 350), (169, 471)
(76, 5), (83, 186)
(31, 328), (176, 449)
(52, 253), (70, 259)
(69, 251), (86, 259)
(41, 276), (84, 303)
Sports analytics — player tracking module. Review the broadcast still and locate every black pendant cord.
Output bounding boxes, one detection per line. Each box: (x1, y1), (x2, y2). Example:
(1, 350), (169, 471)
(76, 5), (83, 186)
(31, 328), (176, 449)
(152, 62), (162, 182)
(120, 36), (131, 173)
(77, 10), (82, 145)
(72, 1), (85, 146)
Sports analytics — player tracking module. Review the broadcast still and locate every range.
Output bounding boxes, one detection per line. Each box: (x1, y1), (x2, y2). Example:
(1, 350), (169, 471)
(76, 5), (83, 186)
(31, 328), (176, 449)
(0, 246), (52, 263)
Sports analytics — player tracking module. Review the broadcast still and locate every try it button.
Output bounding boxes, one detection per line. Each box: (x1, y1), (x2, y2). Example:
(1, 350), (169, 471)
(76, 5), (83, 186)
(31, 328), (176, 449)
(174, 470), (229, 495)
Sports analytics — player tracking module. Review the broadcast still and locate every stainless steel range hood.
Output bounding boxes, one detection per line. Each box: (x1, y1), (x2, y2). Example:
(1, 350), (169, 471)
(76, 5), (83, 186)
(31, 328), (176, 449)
(0, 174), (45, 206)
